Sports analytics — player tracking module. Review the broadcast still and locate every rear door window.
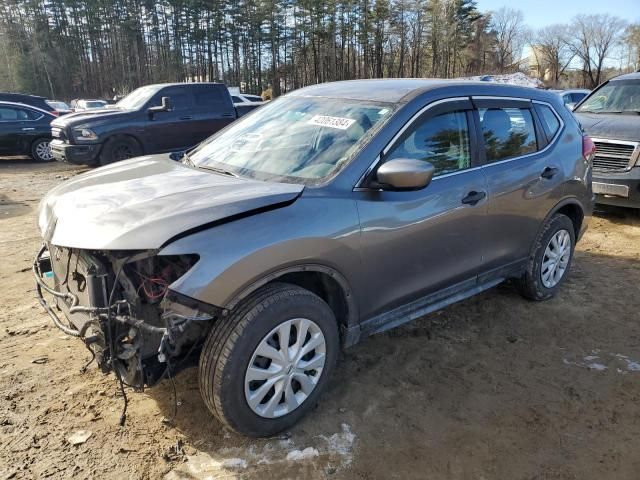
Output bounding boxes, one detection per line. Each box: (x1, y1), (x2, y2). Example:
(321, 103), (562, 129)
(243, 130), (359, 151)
(479, 107), (537, 162)
(193, 85), (228, 110)
(0, 106), (39, 121)
(0, 107), (20, 121)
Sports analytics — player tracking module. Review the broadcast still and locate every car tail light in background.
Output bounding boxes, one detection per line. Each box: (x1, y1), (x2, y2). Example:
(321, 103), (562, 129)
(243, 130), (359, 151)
(582, 136), (596, 163)
(51, 110), (60, 117)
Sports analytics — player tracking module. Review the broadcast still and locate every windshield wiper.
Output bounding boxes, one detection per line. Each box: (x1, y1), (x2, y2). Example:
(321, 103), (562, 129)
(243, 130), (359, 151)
(198, 165), (239, 178)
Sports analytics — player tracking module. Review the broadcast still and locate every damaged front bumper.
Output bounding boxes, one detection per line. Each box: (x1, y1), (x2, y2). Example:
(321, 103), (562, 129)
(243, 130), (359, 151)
(33, 243), (220, 386)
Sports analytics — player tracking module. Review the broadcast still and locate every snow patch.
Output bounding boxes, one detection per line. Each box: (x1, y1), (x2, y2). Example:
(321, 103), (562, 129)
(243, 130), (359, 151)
(459, 72), (545, 89)
(221, 458), (248, 469)
(320, 423), (357, 467)
(564, 350), (640, 373)
(286, 447), (320, 461)
(165, 423), (357, 479)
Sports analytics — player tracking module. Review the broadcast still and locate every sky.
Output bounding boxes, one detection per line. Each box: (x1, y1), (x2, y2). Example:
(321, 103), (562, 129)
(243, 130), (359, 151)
(476, 0), (639, 29)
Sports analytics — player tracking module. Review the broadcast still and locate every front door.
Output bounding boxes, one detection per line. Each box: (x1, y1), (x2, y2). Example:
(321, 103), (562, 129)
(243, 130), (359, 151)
(144, 86), (197, 152)
(355, 99), (488, 321)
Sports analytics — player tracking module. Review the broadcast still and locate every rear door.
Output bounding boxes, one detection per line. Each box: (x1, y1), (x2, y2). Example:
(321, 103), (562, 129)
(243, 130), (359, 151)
(190, 84), (235, 145)
(144, 86), (196, 152)
(474, 97), (565, 274)
(355, 98), (489, 321)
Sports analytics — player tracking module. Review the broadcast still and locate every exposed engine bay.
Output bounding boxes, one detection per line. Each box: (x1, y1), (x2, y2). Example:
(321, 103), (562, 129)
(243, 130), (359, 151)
(33, 244), (219, 393)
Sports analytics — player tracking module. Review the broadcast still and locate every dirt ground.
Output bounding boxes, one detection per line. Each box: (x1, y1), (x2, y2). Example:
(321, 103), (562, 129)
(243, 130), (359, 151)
(1, 158), (639, 480)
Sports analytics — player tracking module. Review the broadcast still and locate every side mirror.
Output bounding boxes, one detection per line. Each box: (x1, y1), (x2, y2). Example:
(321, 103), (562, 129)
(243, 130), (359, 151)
(169, 150), (186, 161)
(375, 158), (435, 191)
(148, 96), (171, 115)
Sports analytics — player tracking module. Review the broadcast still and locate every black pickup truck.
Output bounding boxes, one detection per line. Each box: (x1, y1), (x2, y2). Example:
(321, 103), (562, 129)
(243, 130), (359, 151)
(50, 82), (259, 166)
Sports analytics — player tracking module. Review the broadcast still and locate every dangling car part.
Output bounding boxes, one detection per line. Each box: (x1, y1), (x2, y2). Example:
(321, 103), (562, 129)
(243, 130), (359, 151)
(33, 244), (216, 387)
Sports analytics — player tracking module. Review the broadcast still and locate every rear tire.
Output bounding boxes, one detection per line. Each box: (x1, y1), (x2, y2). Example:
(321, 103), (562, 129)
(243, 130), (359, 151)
(518, 213), (575, 301)
(100, 136), (142, 165)
(31, 138), (54, 162)
(199, 283), (339, 437)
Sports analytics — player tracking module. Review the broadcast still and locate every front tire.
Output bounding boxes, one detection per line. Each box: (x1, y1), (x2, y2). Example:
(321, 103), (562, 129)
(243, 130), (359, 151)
(199, 283), (339, 437)
(31, 138), (54, 162)
(100, 136), (142, 165)
(518, 213), (575, 301)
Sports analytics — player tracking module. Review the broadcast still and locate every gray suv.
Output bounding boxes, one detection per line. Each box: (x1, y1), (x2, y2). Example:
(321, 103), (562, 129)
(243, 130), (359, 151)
(34, 79), (594, 436)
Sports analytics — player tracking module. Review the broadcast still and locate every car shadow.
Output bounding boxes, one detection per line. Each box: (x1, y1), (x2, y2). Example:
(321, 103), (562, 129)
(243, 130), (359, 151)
(594, 203), (640, 224)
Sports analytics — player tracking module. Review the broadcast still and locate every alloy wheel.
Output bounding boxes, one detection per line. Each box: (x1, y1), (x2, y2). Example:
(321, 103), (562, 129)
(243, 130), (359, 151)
(541, 229), (571, 288)
(244, 318), (326, 419)
(36, 141), (53, 161)
(113, 144), (134, 161)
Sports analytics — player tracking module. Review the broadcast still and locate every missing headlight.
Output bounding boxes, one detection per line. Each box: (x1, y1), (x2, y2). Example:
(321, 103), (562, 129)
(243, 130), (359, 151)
(125, 254), (199, 305)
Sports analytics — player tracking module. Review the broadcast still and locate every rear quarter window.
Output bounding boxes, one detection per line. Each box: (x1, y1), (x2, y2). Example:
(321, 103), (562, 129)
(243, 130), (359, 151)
(535, 104), (561, 142)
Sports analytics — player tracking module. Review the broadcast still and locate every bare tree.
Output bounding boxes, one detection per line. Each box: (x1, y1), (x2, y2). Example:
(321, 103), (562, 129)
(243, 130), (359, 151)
(490, 7), (526, 72)
(567, 14), (626, 88)
(529, 24), (575, 86)
(622, 24), (640, 72)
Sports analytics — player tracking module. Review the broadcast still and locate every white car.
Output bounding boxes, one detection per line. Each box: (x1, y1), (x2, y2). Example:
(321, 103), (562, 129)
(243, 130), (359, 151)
(72, 99), (108, 111)
(231, 93), (264, 104)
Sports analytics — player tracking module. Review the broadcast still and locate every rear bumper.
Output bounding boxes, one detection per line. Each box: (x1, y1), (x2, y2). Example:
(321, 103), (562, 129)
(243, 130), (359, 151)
(593, 167), (640, 209)
(50, 139), (102, 165)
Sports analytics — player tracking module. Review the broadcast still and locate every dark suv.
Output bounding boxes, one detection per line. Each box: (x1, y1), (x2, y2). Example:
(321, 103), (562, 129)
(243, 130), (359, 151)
(573, 72), (640, 208)
(34, 80), (594, 436)
(49, 82), (259, 166)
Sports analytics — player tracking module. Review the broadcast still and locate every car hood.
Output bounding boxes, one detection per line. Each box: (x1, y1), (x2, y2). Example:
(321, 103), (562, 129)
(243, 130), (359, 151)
(38, 155), (304, 250)
(51, 108), (131, 129)
(574, 112), (640, 142)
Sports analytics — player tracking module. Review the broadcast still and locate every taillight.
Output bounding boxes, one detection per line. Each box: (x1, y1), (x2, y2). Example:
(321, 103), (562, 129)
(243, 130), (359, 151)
(51, 110), (60, 117)
(582, 135), (596, 162)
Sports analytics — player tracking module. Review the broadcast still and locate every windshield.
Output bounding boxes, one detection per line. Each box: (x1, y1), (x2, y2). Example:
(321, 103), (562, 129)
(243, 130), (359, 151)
(85, 101), (106, 109)
(190, 96), (395, 184)
(46, 101), (69, 110)
(116, 85), (161, 110)
(576, 80), (640, 114)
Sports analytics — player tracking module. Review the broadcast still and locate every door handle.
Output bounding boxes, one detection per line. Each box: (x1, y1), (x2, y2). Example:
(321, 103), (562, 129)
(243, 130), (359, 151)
(21, 127), (35, 131)
(541, 166), (559, 179)
(461, 191), (487, 206)
(179, 116), (193, 120)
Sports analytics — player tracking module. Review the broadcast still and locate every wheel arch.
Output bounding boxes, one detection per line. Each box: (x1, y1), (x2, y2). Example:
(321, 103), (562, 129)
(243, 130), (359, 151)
(103, 132), (145, 152)
(224, 264), (359, 342)
(546, 197), (585, 239)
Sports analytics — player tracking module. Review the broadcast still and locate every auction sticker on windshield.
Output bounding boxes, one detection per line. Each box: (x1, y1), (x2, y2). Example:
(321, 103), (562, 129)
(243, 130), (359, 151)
(307, 115), (356, 130)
